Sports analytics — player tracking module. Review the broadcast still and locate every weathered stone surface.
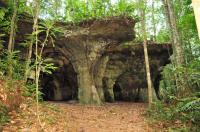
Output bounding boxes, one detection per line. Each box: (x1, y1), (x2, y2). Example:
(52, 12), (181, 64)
(102, 44), (172, 102)
(1, 15), (172, 103)
(49, 16), (137, 104)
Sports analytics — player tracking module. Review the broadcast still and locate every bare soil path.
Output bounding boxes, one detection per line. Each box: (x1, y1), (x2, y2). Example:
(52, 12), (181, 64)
(3, 101), (152, 132)
(56, 102), (151, 132)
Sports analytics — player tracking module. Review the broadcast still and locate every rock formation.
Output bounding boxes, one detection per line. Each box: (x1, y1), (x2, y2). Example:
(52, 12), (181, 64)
(1, 15), (172, 104)
(102, 44), (171, 102)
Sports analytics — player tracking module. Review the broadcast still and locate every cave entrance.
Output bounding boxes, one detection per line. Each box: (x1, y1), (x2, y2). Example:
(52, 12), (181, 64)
(113, 81), (143, 102)
(113, 70), (164, 102)
(113, 72), (147, 102)
(41, 62), (78, 101)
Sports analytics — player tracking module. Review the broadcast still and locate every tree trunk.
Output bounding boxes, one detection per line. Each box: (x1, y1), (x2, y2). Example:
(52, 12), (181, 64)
(32, 0), (40, 128)
(24, 0), (41, 81)
(7, 0), (18, 78)
(151, 0), (156, 41)
(162, 0), (189, 97)
(139, 0), (153, 106)
(192, 0), (200, 39)
(165, 0), (185, 65)
(162, 0), (178, 69)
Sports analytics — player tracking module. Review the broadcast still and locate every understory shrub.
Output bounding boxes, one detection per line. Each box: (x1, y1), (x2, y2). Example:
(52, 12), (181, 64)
(147, 60), (200, 131)
(0, 50), (25, 80)
(147, 98), (200, 131)
(160, 61), (200, 101)
(0, 104), (10, 126)
(23, 82), (43, 101)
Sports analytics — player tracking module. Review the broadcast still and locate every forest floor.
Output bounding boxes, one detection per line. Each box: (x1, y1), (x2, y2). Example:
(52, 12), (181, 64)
(3, 101), (154, 132)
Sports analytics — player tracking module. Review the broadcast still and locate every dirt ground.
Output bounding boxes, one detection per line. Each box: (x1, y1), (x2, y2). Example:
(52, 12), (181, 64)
(3, 101), (152, 132)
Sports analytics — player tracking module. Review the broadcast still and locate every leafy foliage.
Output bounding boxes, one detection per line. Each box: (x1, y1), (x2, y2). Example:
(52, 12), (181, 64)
(156, 29), (170, 43)
(152, 60), (200, 130)
(0, 104), (10, 126)
(160, 59), (200, 99)
(23, 83), (44, 101)
(0, 51), (25, 80)
(38, 0), (136, 22)
(147, 99), (200, 131)
(0, 7), (10, 48)
(147, 1), (200, 130)
(0, 0), (200, 130)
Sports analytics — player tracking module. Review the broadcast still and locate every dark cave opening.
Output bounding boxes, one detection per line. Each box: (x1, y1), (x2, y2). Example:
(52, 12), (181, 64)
(113, 81), (143, 102)
(113, 83), (123, 101)
(112, 71), (163, 102)
(41, 62), (78, 101)
(112, 72), (146, 102)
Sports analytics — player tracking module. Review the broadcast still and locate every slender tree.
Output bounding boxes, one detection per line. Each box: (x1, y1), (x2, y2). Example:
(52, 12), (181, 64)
(164, 0), (185, 65)
(162, 0), (173, 42)
(7, 0), (19, 79)
(139, 0), (153, 106)
(162, 0), (191, 97)
(24, 5), (36, 82)
(31, 0), (41, 129)
(151, 0), (156, 41)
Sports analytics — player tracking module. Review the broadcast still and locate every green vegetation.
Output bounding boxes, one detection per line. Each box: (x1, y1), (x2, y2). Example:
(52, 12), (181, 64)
(0, 0), (200, 131)
(40, 0), (136, 22)
(147, 98), (200, 131)
(0, 104), (10, 126)
(146, 0), (200, 131)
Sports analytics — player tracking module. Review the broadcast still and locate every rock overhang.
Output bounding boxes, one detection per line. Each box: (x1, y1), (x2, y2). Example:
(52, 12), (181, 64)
(0, 14), (172, 103)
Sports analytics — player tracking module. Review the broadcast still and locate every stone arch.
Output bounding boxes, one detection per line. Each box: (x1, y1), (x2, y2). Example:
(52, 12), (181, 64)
(41, 47), (78, 101)
(101, 44), (172, 102)
(41, 62), (78, 101)
(102, 62), (127, 102)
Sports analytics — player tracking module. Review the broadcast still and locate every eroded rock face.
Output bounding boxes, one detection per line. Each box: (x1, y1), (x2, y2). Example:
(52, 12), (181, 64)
(40, 42), (172, 102)
(51, 16), (136, 104)
(1, 15), (172, 103)
(101, 44), (172, 102)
